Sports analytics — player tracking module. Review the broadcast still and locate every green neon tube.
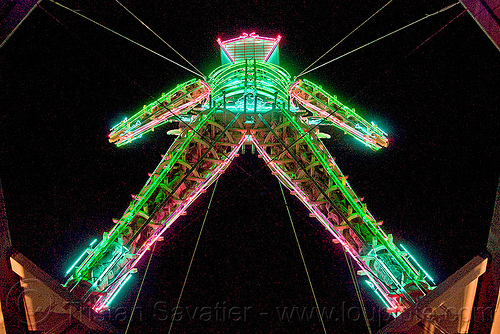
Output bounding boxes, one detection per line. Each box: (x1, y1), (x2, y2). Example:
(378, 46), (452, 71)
(65, 239), (98, 276)
(400, 244), (435, 284)
(105, 274), (132, 308)
(77, 107), (218, 278)
(66, 249), (89, 276)
(365, 280), (390, 309)
(280, 106), (417, 277)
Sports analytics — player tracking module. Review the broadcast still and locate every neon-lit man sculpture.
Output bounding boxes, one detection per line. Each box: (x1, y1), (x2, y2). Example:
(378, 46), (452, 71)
(64, 33), (434, 314)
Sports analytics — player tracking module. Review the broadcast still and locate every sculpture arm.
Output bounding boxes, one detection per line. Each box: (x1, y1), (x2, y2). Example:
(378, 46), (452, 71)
(289, 79), (388, 150)
(109, 79), (210, 146)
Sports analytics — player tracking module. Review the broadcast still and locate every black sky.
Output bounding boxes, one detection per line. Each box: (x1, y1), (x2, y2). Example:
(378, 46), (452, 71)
(1, 1), (499, 333)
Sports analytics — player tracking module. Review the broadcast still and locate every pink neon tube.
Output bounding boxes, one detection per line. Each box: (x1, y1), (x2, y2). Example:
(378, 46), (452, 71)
(250, 135), (398, 310)
(94, 136), (246, 311)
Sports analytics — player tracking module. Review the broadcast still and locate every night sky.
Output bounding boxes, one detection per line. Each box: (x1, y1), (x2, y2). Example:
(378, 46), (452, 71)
(1, 1), (499, 333)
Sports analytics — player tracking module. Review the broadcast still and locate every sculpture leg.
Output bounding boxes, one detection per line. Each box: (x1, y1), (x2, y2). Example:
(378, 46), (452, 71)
(65, 108), (245, 311)
(253, 110), (430, 313)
